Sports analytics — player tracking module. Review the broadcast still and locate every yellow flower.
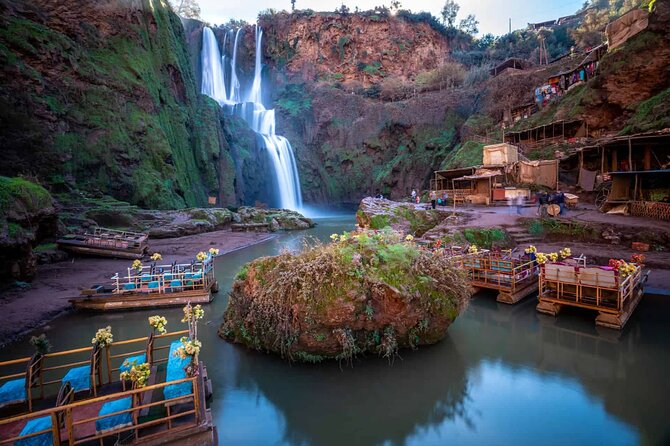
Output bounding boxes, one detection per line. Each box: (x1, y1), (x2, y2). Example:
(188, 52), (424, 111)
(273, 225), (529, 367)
(405, 235), (414, 242)
(150, 253), (162, 262)
(131, 260), (143, 271)
(549, 252), (559, 262)
(468, 245), (478, 254)
(525, 245), (537, 254)
(536, 253), (548, 265)
(208, 248), (220, 256)
(196, 251), (207, 262)
(330, 234), (339, 241)
(148, 315), (167, 334)
(559, 248), (571, 259)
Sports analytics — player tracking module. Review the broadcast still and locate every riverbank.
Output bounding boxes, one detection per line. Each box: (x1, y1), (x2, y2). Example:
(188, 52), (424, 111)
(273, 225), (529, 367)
(0, 229), (277, 348)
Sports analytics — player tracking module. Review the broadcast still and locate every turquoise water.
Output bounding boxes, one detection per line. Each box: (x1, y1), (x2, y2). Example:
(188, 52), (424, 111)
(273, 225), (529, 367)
(1, 214), (669, 445)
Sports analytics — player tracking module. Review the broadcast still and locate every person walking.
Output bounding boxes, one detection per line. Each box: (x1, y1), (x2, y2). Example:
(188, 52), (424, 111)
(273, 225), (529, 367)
(516, 194), (525, 215)
(430, 190), (437, 209)
(411, 189), (417, 202)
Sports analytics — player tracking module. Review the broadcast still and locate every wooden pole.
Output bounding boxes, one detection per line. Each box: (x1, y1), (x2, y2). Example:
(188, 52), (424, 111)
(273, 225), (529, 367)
(628, 138), (632, 171)
(600, 146), (604, 173)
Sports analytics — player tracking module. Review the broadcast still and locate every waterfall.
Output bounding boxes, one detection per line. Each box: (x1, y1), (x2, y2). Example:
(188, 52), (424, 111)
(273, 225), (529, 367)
(200, 26), (303, 211)
(200, 27), (228, 104)
(246, 25), (263, 104)
(228, 28), (242, 103)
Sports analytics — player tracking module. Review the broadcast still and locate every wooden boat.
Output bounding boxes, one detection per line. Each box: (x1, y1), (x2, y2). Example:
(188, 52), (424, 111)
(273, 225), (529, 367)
(70, 254), (218, 311)
(57, 227), (148, 259)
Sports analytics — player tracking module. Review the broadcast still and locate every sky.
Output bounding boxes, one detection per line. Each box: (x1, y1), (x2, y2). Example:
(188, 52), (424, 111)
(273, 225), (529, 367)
(196, 0), (586, 36)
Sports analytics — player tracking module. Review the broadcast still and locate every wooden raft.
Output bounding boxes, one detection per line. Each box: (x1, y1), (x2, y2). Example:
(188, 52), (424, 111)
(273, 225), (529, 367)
(461, 252), (539, 304)
(536, 262), (646, 330)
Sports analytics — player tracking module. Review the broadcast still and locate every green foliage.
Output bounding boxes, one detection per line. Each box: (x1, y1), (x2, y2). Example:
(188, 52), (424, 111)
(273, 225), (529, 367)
(235, 265), (249, 281)
(623, 86), (670, 134)
(0, 176), (52, 214)
(525, 219), (598, 241)
(440, 141), (484, 169)
(370, 214), (391, 229)
(29, 334), (52, 355)
(461, 228), (508, 249)
(276, 83), (312, 118)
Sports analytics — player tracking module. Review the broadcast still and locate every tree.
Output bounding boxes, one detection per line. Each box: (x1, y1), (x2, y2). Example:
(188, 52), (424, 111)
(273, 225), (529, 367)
(170, 0), (201, 19)
(440, 0), (460, 27)
(459, 14), (479, 35)
(291, 0), (296, 11)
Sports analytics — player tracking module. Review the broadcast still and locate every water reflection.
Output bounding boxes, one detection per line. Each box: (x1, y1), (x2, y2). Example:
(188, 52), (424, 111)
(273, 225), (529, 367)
(224, 338), (469, 446)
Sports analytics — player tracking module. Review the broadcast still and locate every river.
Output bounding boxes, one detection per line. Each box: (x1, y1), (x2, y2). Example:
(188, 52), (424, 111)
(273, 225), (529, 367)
(1, 214), (669, 445)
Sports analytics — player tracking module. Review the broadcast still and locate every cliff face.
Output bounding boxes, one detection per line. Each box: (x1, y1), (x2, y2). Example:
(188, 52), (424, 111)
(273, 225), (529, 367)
(259, 12), (451, 85)
(0, 0), (233, 209)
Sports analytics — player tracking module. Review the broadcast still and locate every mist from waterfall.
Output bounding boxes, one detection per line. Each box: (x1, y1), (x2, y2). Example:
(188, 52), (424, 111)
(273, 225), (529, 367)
(200, 25), (303, 211)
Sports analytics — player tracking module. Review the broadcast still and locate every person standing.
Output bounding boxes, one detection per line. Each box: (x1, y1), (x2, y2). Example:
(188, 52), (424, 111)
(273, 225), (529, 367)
(555, 190), (566, 215)
(411, 189), (417, 202)
(430, 190), (437, 209)
(516, 194), (525, 215)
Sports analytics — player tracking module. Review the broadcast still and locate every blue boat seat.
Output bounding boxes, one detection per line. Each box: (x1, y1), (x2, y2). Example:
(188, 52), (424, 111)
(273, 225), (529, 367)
(16, 415), (52, 446)
(147, 281), (159, 289)
(123, 283), (136, 290)
(140, 273), (151, 283)
(61, 365), (90, 393)
(170, 280), (182, 289)
(0, 378), (25, 407)
(96, 397), (133, 433)
(164, 340), (192, 401)
(163, 273), (173, 281)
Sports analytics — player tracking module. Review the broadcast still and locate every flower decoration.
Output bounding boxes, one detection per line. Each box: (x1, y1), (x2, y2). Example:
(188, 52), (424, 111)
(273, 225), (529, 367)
(434, 239), (442, 249)
(120, 361), (151, 388)
(339, 233), (348, 241)
(92, 326), (113, 348)
(405, 235), (414, 242)
(468, 245), (478, 254)
(535, 252), (548, 265)
(525, 245), (537, 254)
(208, 248), (220, 256)
(630, 253), (645, 264)
(548, 252), (559, 262)
(173, 337), (202, 360)
(196, 251), (208, 262)
(150, 253), (162, 262)
(610, 258), (637, 278)
(559, 248), (571, 259)
(131, 260), (143, 271)
(148, 315), (167, 334)
(182, 304), (204, 323)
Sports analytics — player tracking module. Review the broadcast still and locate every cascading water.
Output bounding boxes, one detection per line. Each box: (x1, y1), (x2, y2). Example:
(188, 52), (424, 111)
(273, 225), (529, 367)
(200, 25), (303, 211)
(200, 27), (228, 104)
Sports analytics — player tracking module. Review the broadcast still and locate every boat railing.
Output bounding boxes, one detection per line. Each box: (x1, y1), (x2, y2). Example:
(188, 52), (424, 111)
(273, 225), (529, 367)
(0, 374), (201, 445)
(106, 330), (189, 382)
(460, 252), (538, 293)
(539, 262), (643, 312)
(0, 331), (190, 410)
(111, 259), (214, 294)
(91, 227), (148, 241)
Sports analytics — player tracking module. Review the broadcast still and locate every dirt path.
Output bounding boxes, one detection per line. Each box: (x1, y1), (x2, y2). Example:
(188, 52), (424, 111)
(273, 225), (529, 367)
(0, 230), (277, 346)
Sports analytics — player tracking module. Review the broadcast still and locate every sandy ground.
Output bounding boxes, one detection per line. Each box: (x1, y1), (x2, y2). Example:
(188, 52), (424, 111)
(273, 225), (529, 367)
(0, 230), (277, 346)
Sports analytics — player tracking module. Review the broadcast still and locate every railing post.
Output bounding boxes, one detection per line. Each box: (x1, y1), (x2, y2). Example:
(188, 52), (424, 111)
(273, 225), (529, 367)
(106, 348), (112, 384)
(51, 412), (60, 444)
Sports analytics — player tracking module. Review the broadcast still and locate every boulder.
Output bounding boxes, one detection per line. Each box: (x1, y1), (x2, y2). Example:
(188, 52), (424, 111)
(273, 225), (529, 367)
(220, 229), (471, 362)
(234, 207), (315, 231)
(0, 177), (58, 281)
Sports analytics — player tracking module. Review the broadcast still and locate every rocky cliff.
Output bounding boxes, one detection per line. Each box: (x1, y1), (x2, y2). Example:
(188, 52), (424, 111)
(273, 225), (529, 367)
(0, 0), (237, 209)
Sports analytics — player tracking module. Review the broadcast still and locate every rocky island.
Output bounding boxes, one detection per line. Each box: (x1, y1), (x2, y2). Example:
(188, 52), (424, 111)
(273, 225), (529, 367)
(220, 228), (471, 362)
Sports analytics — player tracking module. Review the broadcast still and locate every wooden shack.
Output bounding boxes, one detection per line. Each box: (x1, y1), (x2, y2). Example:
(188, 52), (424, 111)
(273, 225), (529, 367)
(452, 169), (504, 205)
(483, 143), (518, 166)
(602, 170), (670, 221)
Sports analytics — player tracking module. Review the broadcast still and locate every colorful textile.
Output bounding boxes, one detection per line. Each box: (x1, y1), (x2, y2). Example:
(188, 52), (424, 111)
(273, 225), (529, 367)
(120, 354), (147, 373)
(96, 397), (132, 432)
(0, 378), (25, 406)
(62, 365), (91, 392)
(164, 341), (192, 401)
(16, 416), (52, 446)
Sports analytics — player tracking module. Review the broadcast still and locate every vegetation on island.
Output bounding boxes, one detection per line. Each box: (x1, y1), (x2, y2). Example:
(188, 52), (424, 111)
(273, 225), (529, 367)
(220, 229), (471, 363)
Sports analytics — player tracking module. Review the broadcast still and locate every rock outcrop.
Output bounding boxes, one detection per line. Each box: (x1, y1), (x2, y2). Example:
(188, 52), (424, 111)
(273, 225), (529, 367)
(220, 229), (470, 362)
(0, 0), (232, 209)
(0, 177), (58, 281)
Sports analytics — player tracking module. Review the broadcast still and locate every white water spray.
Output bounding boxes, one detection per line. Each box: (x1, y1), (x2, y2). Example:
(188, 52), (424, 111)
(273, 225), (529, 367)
(200, 26), (303, 211)
(200, 27), (228, 104)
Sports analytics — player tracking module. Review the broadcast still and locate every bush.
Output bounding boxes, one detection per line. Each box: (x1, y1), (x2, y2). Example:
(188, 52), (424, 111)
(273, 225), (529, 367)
(379, 76), (411, 101)
(415, 62), (466, 91)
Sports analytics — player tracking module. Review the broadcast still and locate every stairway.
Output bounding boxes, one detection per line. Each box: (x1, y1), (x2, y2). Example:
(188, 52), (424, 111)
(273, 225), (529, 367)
(506, 226), (537, 245)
